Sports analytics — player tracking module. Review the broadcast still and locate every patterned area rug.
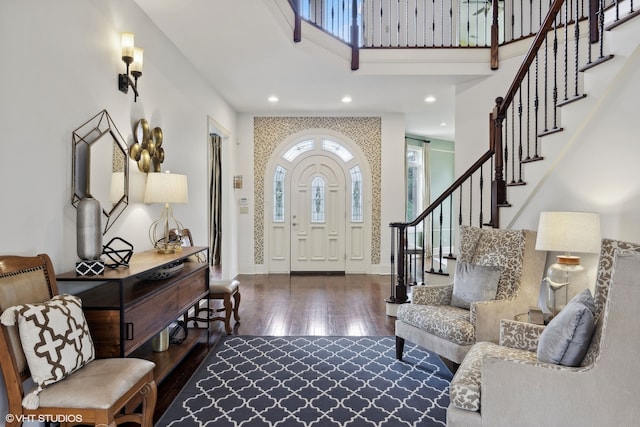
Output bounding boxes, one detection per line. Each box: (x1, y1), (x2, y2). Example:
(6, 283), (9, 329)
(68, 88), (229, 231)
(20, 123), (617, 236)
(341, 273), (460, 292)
(157, 336), (452, 427)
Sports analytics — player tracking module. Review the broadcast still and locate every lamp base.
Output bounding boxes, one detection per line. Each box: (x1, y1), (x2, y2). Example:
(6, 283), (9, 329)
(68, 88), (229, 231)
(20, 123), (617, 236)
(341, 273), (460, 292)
(156, 247), (176, 255)
(149, 204), (184, 254)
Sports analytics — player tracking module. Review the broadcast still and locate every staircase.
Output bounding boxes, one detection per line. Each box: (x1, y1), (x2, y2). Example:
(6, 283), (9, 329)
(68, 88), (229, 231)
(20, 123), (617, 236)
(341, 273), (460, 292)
(283, 0), (640, 304)
(386, 0), (640, 303)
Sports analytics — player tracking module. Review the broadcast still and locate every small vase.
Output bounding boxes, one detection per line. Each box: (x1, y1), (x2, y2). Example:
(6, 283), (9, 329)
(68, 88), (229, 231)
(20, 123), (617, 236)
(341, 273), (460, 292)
(77, 197), (102, 260)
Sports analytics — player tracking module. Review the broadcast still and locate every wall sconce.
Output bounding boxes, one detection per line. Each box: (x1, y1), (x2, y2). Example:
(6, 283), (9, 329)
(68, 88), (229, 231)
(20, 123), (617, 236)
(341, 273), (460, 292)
(233, 175), (243, 189)
(118, 32), (143, 102)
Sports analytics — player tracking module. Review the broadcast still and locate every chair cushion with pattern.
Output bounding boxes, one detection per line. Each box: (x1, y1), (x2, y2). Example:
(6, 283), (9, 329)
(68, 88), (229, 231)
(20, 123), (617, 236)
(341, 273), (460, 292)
(396, 304), (475, 345)
(449, 341), (538, 412)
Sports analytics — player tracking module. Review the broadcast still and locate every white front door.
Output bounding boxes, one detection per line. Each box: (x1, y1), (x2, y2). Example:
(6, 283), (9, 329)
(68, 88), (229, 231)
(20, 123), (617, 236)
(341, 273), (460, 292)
(290, 155), (346, 272)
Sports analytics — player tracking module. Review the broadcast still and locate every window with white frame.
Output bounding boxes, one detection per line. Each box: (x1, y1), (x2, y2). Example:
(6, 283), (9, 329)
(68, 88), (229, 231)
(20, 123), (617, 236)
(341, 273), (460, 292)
(273, 166), (286, 222)
(350, 166), (363, 222)
(311, 176), (325, 223)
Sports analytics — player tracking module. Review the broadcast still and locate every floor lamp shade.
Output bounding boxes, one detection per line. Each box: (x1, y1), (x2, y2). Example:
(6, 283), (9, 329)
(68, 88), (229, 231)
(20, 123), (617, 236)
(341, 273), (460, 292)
(144, 172), (188, 253)
(535, 211), (601, 317)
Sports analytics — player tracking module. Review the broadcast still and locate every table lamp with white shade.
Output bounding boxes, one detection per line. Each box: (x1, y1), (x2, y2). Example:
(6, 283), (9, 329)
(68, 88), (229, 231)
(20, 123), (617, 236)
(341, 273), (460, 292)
(535, 211), (601, 318)
(144, 171), (188, 254)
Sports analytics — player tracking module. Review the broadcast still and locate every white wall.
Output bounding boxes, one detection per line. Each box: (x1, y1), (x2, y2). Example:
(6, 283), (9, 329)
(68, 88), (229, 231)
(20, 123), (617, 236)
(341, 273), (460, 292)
(0, 0), (237, 422)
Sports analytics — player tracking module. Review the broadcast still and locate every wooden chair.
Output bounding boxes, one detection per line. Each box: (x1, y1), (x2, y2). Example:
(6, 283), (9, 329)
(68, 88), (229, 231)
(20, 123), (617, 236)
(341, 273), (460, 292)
(0, 254), (157, 427)
(170, 228), (240, 334)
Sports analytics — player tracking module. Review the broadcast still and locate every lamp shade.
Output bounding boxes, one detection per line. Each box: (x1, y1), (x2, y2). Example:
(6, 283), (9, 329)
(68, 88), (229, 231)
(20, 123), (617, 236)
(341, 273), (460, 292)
(535, 211), (601, 254)
(131, 47), (144, 74)
(144, 172), (188, 204)
(121, 32), (135, 60)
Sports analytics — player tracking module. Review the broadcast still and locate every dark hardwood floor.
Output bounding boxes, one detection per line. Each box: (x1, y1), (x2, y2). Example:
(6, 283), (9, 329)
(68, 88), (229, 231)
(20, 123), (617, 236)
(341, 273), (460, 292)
(154, 273), (397, 422)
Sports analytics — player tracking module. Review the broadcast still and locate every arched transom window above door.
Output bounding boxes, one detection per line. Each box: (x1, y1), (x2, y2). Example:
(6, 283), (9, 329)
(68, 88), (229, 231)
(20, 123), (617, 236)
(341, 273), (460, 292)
(272, 138), (362, 224)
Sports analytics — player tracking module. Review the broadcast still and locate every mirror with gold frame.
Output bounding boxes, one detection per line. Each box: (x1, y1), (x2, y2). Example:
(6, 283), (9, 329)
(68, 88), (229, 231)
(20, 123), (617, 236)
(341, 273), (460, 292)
(72, 110), (129, 234)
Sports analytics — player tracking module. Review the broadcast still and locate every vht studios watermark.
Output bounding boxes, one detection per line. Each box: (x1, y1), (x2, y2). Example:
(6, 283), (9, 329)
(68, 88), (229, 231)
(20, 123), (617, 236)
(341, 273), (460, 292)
(5, 413), (84, 424)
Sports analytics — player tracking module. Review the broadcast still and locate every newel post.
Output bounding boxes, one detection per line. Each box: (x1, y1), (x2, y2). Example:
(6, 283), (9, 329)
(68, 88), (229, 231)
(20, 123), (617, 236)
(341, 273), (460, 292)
(292, 0), (301, 42)
(491, 97), (507, 227)
(350, 0), (360, 70)
(490, 0), (500, 69)
(390, 222), (408, 303)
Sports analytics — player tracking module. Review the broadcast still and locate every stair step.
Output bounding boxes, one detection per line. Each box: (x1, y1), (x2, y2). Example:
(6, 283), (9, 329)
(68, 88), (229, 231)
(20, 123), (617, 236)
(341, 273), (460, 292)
(580, 54), (614, 72)
(557, 94), (587, 108)
(521, 155), (544, 164)
(508, 180), (527, 187)
(538, 127), (564, 137)
(426, 269), (449, 276)
(606, 9), (640, 31)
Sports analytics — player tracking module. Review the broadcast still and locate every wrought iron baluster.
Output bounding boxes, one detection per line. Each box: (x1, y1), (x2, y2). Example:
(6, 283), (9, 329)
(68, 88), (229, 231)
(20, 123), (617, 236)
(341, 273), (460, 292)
(504, 128), (510, 183)
(574, 0), (580, 97)
(469, 175), (473, 226)
(563, 1), (569, 101)
(438, 204), (444, 273)
(441, 0), (445, 46)
(544, 21), (549, 131)
(526, 71), (531, 160)
(432, 0), (436, 46)
(521, 0), (525, 38)
(479, 166), (484, 227)
(448, 195), (454, 257)
(413, 2), (418, 47)
(530, 0), (534, 36)
(598, 0), (606, 59)
(553, 13), (560, 129)
(518, 83), (524, 164)
(397, 0), (401, 45)
(534, 50), (541, 158)
(458, 185), (463, 226)
(430, 213), (436, 272)
(510, 103), (517, 183)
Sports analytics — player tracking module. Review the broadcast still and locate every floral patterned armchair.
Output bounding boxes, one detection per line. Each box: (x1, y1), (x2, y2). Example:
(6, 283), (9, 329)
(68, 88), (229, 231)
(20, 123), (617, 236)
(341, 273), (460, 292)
(395, 225), (546, 365)
(447, 239), (640, 426)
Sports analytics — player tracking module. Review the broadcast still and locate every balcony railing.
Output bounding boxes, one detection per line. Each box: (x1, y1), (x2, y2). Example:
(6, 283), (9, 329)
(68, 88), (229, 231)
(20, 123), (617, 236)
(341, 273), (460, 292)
(292, 0), (622, 69)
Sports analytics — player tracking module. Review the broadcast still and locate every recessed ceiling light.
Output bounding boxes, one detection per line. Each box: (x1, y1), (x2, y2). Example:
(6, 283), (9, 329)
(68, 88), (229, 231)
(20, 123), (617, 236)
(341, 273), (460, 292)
(440, 122), (447, 126)
(268, 95), (279, 103)
(341, 96), (352, 103)
(425, 96), (436, 103)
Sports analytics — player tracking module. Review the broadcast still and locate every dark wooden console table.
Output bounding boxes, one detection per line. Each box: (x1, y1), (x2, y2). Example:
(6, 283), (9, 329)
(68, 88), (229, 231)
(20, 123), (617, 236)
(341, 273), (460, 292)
(56, 246), (209, 383)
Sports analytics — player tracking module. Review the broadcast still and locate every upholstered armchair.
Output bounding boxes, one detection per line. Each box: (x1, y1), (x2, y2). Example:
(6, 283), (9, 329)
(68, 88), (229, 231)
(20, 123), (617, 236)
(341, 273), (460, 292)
(395, 225), (546, 365)
(447, 239), (640, 427)
(0, 254), (157, 427)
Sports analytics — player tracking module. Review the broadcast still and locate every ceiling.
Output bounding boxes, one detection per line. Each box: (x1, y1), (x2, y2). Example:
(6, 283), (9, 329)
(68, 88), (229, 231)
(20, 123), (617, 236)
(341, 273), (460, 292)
(134, 0), (485, 141)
